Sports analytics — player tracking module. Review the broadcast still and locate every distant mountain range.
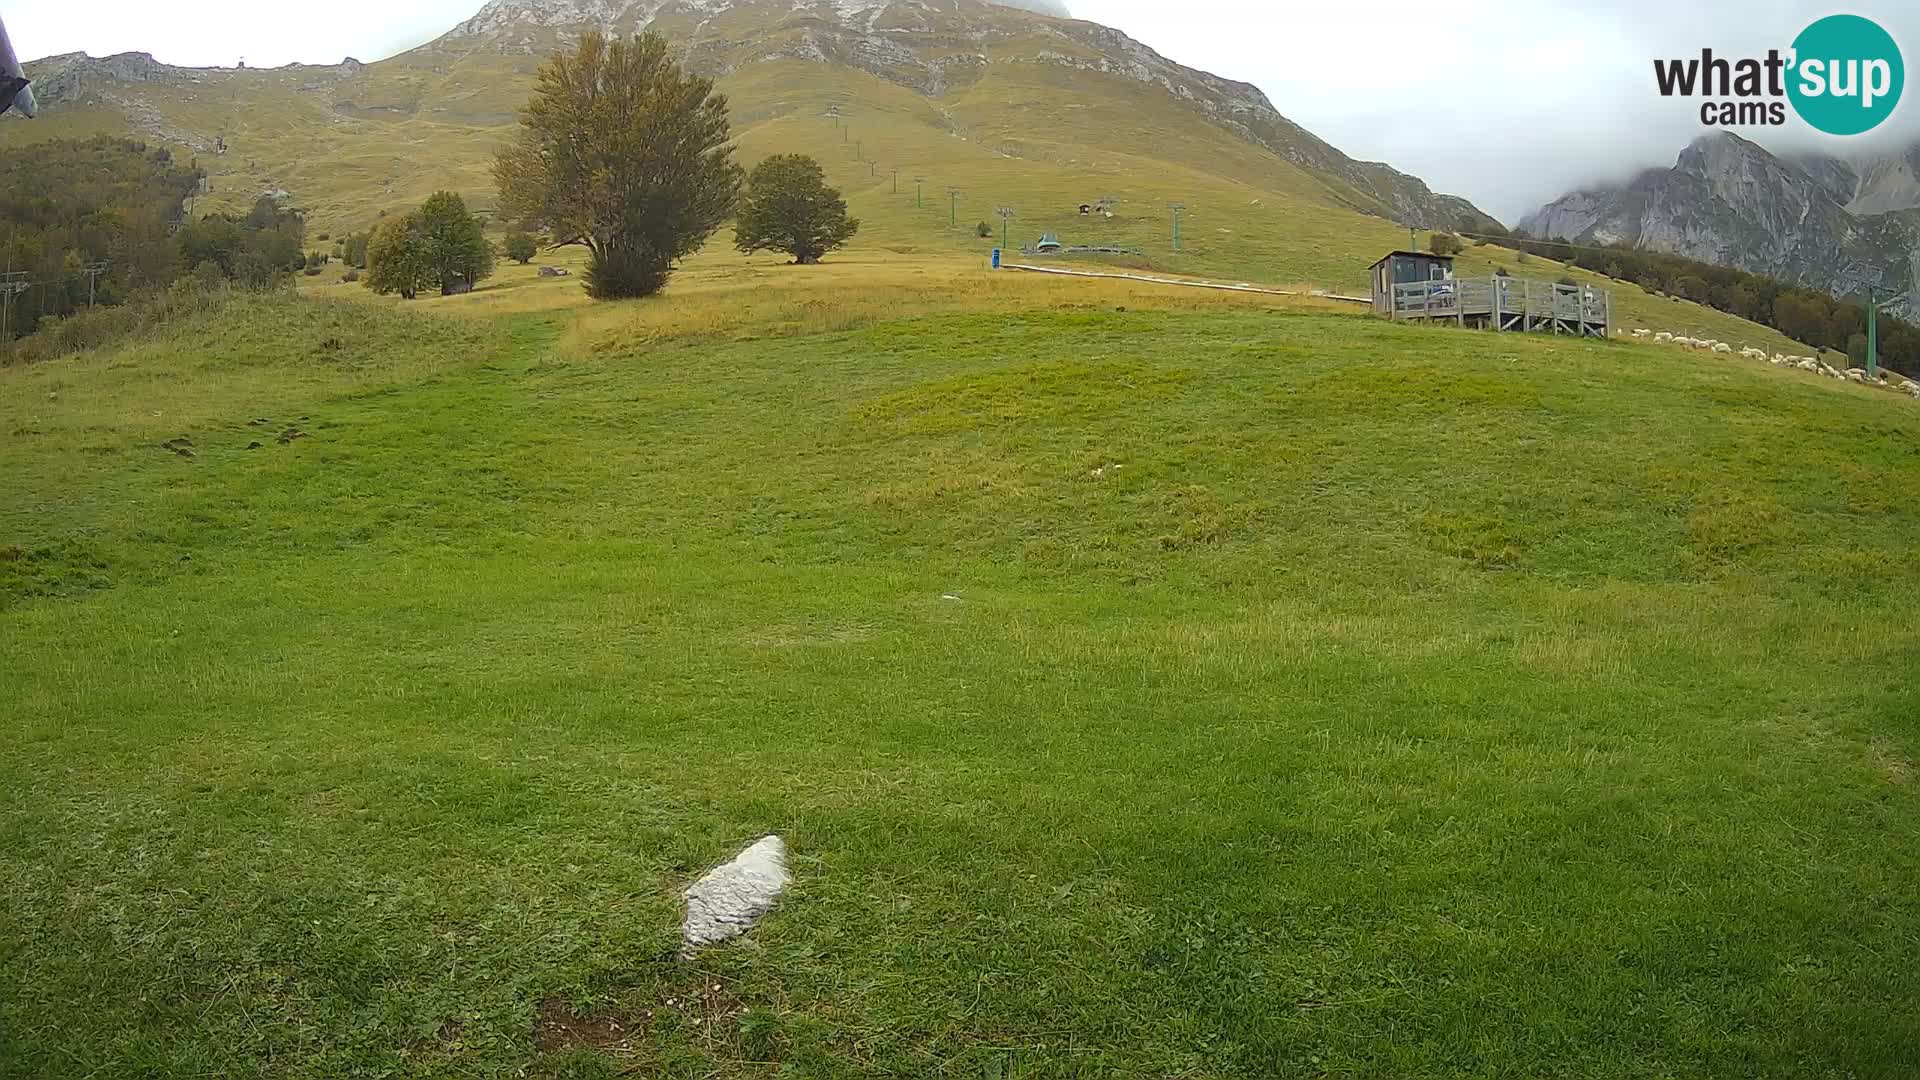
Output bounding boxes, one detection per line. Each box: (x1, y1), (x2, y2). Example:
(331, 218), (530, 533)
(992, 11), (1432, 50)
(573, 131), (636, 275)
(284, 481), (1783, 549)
(1521, 133), (1920, 318)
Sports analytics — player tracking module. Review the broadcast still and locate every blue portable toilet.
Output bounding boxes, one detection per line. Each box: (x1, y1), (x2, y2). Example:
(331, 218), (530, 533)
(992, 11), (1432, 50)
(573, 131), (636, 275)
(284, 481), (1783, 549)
(991, 248), (1001, 269)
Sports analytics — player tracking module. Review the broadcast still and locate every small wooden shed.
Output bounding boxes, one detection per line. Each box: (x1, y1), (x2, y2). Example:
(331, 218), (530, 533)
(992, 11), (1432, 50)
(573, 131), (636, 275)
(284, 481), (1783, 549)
(1369, 251), (1455, 315)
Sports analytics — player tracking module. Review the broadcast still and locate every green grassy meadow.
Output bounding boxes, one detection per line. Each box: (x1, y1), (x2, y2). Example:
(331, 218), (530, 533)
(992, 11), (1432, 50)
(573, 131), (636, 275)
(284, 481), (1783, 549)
(4, 280), (1918, 1077)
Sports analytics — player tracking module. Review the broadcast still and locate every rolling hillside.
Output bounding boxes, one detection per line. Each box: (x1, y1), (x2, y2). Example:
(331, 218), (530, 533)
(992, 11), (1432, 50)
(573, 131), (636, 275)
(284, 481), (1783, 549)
(0, 0), (1497, 294)
(7, 4), (1920, 1076)
(5, 277), (1918, 1077)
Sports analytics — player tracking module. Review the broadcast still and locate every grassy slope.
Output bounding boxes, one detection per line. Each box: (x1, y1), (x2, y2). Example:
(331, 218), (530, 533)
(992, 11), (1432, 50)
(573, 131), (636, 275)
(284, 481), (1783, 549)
(2, 25), (1841, 359)
(3, 285), (1917, 1078)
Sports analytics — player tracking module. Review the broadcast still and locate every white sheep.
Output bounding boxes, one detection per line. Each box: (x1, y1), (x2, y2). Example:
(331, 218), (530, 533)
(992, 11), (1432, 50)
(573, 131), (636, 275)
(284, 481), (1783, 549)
(1654, 332), (1674, 343)
(1713, 343), (1734, 353)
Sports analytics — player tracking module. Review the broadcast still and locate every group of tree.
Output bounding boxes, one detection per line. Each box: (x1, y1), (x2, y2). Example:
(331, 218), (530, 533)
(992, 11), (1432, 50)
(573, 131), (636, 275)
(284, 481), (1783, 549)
(11, 33), (858, 348)
(176, 195), (309, 290)
(493, 32), (856, 299)
(0, 137), (325, 347)
(362, 191), (495, 299)
(0, 137), (201, 340)
(1497, 228), (1916, 377)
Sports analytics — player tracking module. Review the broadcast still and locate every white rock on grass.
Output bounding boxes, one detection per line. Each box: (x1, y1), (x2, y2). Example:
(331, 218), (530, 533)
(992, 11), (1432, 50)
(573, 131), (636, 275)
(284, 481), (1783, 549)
(682, 835), (790, 956)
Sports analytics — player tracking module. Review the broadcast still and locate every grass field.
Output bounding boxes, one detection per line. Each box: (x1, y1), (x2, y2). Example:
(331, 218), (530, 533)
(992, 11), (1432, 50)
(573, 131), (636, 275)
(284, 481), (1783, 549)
(4, 266), (1917, 1078)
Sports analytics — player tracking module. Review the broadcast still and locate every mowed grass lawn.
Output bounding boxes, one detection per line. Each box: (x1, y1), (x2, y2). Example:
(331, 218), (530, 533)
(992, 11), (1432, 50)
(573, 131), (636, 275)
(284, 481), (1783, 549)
(2, 291), (1917, 1078)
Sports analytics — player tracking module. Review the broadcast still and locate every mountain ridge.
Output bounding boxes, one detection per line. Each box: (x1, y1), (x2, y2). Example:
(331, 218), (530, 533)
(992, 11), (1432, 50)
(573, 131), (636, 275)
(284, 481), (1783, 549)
(424, 0), (1495, 230)
(10, 0), (1496, 234)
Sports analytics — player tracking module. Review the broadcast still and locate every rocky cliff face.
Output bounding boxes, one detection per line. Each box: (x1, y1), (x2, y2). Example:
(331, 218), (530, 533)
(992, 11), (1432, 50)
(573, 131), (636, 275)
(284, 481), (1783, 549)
(435, 0), (1496, 230)
(1521, 132), (1920, 317)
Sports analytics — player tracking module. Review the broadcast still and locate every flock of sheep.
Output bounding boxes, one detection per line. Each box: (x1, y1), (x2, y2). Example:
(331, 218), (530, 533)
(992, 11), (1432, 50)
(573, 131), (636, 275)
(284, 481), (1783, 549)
(1627, 328), (1920, 400)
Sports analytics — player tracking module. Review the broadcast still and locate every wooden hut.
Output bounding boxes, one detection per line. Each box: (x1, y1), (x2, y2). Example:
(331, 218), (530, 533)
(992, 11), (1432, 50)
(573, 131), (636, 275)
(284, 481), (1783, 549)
(1369, 251), (1455, 316)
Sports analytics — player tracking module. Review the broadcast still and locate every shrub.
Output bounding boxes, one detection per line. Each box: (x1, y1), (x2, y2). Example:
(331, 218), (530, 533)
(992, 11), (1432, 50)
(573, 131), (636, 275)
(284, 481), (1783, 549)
(342, 268), (360, 283)
(316, 232), (330, 241)
(976, 221), (994, 239)
(1558, 276), (1579, 287)
(503, 230), (538, 265)
(1429, 232), (1464, 256)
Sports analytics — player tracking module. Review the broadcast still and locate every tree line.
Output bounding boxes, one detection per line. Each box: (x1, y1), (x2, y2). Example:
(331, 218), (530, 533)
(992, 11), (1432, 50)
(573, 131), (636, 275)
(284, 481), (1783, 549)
(1469, 228), (1917, 378)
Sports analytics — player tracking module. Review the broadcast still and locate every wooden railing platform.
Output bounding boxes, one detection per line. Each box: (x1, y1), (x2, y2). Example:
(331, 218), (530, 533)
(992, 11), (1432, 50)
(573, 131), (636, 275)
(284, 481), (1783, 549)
(1382, 277), (1611, 337)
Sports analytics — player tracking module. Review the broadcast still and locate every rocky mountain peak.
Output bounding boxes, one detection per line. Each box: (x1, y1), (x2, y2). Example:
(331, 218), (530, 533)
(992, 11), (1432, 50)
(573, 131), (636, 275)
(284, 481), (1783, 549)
(1522, 132), (1920, 317)
(451, 0), (1066, 37)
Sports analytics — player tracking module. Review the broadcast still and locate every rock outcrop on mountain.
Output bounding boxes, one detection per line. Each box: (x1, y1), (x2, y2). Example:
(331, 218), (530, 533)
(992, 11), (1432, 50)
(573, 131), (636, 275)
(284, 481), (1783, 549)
(1521, 132), (1920, 317)
(24, 52), (365, 109)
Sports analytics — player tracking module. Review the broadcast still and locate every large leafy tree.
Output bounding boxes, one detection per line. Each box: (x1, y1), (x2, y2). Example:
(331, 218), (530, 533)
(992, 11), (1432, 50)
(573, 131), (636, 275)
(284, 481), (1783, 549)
(363, 216), (431, 300)
(417, 191), (494, 293)
(494, 32), (742, 299)
(733, 155), (859, 265)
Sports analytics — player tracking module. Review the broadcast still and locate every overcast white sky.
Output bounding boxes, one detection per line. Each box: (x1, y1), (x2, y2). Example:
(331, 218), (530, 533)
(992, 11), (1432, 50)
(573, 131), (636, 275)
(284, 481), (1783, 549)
(8, 0), (1919, 222)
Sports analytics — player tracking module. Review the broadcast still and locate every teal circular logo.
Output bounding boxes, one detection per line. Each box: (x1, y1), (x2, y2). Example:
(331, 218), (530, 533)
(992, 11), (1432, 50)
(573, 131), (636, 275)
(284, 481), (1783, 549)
(1788, 15), (1904, 135)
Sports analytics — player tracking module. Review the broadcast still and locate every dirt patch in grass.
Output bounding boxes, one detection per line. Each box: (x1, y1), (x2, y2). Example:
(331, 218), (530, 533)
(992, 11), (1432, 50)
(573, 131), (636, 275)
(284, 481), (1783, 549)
(533, 998), (645, 1053)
